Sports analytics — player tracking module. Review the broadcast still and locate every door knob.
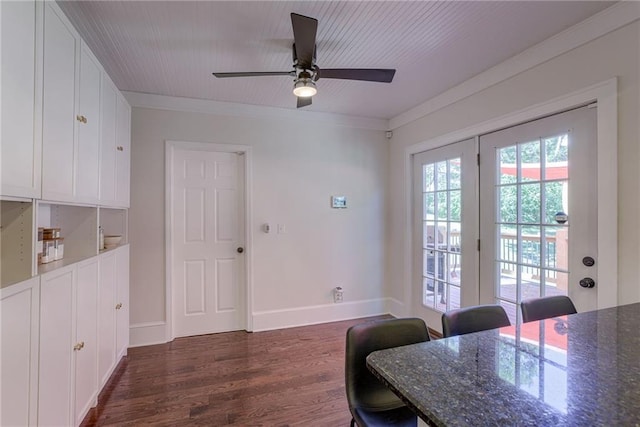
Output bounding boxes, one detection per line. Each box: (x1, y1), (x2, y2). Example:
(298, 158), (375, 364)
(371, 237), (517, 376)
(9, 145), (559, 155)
(579, 277), (596, 288)
(237, 247), (244, 254)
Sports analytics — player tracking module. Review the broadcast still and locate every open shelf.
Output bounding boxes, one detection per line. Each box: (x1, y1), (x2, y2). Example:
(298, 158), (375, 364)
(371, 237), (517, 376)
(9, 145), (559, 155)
(1, 200), (35, 288)
(98, 207), (128, 253)
(37, 202), (98, 275)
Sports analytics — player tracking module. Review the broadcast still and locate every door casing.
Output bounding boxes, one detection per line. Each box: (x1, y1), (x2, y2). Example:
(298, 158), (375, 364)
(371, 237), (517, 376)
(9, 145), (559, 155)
(402, 79), (618, 318)
(165, 140), (253, 340)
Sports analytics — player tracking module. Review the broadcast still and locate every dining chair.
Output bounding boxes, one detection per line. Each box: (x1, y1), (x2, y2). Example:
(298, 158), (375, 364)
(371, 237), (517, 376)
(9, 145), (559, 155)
(441, 304), (510, 338)
(521, 295), (577, 323)
(345, 317), (431, 427)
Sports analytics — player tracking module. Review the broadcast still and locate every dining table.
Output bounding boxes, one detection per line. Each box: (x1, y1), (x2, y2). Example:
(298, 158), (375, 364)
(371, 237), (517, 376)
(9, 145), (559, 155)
(366, 302), (640, 426)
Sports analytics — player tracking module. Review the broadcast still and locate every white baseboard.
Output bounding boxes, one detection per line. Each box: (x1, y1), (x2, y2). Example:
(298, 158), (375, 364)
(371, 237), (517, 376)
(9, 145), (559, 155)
(251, 298), (393, 332)
(129, 298), (403, 346)
(386, 297), (407, 318)
(129, 321), (168, 347)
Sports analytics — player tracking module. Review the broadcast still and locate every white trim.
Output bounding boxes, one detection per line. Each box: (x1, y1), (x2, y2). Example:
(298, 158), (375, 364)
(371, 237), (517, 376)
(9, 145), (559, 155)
(129, 321), (168, 347)
(390, 2), (639, 130)
(403, 79), (618, 312)
(385, 297), (406, 319)
(165, 140), (254, 342)
(123, 91), (388, 131)
(252, 298), (391, 332)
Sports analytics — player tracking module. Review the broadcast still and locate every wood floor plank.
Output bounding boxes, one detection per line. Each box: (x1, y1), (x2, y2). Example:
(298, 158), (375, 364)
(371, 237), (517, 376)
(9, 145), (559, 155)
(82, 315), (390, 426)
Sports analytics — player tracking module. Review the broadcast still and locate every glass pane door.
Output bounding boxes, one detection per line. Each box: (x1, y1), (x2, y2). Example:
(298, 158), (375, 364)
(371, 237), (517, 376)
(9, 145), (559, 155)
(479, 106), (597, 325)
(413, 139), (478, 330)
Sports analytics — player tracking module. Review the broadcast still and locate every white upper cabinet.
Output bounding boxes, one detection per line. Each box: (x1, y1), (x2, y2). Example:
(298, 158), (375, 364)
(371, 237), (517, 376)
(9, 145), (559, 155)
(1, 1), (42, 199)
(42, 2), (79, 203)
(115, 95), (131, 208)
(100, 76), (131, 208)
(3, 1), (130, 206)
(100, 76), (118, 205)
(75, 45), (102, 204)
(42, 2), (115, 205)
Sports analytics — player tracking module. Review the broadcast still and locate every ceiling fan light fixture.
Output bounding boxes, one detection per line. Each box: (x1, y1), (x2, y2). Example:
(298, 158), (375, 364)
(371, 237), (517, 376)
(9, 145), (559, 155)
(293, 76), (317, 97)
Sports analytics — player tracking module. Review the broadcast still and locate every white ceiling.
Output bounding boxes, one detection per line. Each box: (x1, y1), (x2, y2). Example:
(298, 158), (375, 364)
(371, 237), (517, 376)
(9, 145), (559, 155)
(58, 1), (616, 120)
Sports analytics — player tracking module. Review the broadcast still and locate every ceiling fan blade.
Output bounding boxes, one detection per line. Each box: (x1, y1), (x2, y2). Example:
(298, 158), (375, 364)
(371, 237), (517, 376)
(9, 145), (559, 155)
(291, 13), (317, 69)
(316, 68), (396, 83)
(297, 96), (312, 108)
(212, 71), (295, 78)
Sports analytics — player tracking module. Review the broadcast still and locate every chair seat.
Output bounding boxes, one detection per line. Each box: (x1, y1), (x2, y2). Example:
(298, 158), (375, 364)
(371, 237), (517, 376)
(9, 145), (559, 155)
(353, 405), (418, 427)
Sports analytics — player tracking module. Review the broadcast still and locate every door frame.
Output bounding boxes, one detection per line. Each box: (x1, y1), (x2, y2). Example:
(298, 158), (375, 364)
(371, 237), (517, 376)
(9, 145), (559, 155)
(165, 140), (253, 341)
(402, 78), (618, 316)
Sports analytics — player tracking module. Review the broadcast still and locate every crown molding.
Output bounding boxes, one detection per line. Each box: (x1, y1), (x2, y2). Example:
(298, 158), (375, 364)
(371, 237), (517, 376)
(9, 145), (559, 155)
(122, 91), (389, 131)
(389, 1), (640, 130)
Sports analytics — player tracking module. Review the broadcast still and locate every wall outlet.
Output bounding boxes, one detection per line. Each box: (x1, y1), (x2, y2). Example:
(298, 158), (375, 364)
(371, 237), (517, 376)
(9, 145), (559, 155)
(333, 286), (344, 303)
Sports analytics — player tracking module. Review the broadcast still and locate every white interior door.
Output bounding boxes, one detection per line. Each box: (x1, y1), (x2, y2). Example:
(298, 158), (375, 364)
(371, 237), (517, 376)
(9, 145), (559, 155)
(479, 106), (598, 323)
(412, 139), (478, 329)
(170, 145), (246, 338)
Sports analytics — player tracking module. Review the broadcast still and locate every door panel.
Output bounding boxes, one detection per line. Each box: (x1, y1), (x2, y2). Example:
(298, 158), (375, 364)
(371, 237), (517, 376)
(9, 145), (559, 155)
(76, 46), (101, 203)
(479, 106), (597, 323)
(413, 139), (478, 330)
(75, 259), (98, 425)
(171, 148), (245, 338)
(42, 3), (78, 202)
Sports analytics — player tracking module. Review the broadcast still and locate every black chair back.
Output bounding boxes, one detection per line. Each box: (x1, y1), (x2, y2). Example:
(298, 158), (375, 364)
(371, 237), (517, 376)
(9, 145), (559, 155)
(441, 304), (510, 338)
(345, 318), (430, 425)
(521, 295), (577, 323)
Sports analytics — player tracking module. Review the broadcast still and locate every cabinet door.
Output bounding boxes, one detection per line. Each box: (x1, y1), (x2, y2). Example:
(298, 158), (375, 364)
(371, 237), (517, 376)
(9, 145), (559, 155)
(1, 278), (40, 427)
(75, 44), (102, 204)
(39, 266), (75, 427)
(75, 259), (99, 425)
(115, 245), (130, 359)
(99, 76), (117, 205)
(98, 250), (117, 387)
(115, 96), (131, 207)
(42, 2), (79, 202)
(0, 0), (42, 199)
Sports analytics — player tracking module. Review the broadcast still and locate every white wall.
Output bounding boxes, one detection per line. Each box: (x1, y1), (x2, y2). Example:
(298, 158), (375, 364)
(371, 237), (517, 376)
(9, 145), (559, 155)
(387, 21), (640, 309)
(129, 106), (389, 343)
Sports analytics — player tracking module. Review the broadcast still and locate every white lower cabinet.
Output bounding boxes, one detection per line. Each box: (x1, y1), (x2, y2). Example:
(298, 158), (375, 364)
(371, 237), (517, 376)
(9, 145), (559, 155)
(98, 245), (130, 387)
(2, 247), (129, 426)
(39, 258), (99, 426)
(116, 245), (130, 359)
(1, 277), (40, 427)
(98, 250), (117, 387)
(74, 259), (99, 425)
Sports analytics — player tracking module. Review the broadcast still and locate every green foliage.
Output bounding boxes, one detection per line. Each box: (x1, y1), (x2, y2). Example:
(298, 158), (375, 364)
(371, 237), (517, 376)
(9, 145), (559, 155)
(422, 135), (568, 232)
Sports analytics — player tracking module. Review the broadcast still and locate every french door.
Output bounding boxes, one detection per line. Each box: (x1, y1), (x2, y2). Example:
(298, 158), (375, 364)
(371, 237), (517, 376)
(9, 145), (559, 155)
(479, 106), (597, 324)
(412, 138), (478, 329)
(413, 106), (598, 330)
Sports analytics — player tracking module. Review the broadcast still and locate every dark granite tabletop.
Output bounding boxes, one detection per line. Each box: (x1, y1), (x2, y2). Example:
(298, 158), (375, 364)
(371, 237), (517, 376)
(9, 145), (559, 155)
(367, 303), (640, 426)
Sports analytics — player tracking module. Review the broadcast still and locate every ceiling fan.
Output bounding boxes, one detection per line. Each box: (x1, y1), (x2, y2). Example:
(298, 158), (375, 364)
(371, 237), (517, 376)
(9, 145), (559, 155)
(212, 13), (396, 108)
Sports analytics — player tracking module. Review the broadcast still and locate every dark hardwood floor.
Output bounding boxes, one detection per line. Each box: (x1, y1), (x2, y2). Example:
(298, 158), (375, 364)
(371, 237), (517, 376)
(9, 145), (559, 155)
(82, 315), (390, 426)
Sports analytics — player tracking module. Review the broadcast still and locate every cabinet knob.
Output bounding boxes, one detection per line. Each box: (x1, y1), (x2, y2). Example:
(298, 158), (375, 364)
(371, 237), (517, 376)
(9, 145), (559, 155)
(76, 115), (83, 122)
(73, 341), (85, 351)
(116, 302), (123, 310)
(117, 146), (124, 151)
(82, 116), (87, 123)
